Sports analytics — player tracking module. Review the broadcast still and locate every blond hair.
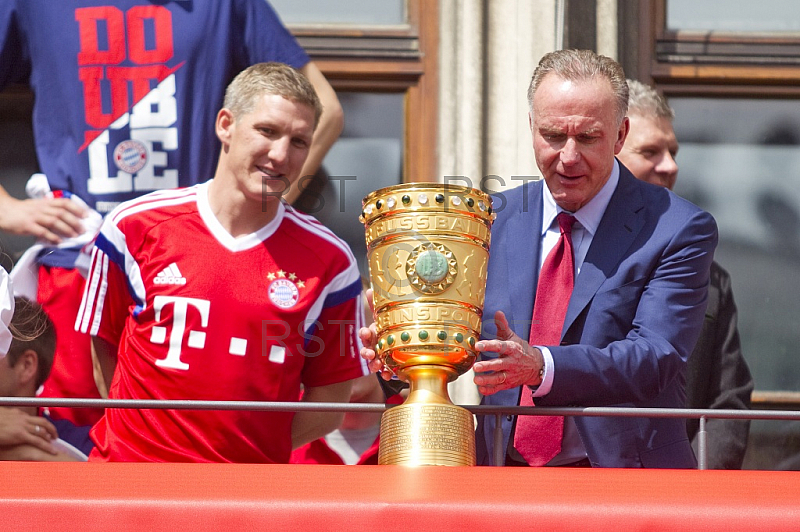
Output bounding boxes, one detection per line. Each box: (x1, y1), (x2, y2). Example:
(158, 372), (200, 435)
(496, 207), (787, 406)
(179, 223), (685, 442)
(223, 62), (322, 128)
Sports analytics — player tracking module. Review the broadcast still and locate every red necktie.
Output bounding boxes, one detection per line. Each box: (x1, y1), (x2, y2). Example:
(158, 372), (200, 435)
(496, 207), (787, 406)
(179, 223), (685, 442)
(514, 212), (576, 466)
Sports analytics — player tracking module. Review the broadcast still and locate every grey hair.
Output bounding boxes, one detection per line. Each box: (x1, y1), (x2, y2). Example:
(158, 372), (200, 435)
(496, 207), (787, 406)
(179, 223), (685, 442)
(223, 62), (322, 128)
(626, 78), (675, 121)
(527, 49), (629, 125)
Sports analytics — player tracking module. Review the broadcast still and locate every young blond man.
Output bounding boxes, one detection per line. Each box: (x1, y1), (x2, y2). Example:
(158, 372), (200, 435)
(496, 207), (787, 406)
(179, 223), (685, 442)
(77, 63), (366, 463)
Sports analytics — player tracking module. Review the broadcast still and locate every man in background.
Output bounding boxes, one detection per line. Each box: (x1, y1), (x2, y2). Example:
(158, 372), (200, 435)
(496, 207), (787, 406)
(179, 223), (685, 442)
(617, 79), (753, 469)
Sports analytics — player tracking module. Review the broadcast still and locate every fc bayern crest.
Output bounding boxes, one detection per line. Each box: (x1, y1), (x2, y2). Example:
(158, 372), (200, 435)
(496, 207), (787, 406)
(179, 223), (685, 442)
(268, 278), (300, 308)
(113, 140), (148, 174)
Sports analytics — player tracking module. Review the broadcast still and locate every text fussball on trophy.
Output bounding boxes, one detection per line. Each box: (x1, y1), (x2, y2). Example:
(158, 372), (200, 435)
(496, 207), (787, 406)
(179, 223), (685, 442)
(361, 183), (494, 466)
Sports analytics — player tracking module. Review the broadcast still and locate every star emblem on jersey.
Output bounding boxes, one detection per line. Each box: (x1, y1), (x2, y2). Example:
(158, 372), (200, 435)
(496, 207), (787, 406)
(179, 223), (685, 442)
(154, 263), (187, 285)
(267, 271), (303, 308)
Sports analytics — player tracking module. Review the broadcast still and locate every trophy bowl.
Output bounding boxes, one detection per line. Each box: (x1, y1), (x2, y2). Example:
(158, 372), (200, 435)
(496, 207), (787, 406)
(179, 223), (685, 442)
(361, 183), (493, 466)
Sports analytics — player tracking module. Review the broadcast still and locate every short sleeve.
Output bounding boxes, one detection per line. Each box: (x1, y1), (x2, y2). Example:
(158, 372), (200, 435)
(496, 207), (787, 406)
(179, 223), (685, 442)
(233, 0), (310, 70)
(301, 281), (368, 387)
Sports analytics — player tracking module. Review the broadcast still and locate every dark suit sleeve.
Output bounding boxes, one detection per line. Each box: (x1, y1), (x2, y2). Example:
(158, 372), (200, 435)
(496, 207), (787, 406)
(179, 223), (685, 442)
(686, 262), (754, 469)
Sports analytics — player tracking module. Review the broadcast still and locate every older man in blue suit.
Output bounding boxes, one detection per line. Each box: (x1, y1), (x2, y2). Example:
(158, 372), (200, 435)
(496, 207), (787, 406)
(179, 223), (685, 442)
(470, 50), (717, 468)
(360, 49), (716, 468)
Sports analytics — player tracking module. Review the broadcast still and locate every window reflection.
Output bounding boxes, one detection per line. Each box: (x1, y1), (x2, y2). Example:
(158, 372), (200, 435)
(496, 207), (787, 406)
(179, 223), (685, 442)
(269, 0), (406, 26)
(667, 0), (800, 32)
(670, 97), (800, 392)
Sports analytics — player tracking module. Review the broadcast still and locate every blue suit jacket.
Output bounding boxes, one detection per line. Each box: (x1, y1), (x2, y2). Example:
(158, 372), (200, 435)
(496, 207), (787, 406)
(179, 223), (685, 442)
(475, 164), (718, 468)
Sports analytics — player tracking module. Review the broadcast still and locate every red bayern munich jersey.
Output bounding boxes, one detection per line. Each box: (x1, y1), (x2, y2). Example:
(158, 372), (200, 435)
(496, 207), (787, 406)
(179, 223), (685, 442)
(76, 181), (367, 463)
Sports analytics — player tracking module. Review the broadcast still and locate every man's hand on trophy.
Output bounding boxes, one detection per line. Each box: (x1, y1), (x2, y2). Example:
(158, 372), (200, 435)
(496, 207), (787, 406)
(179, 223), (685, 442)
(358, 288), (395, 381)
(472, 310), (544, 395)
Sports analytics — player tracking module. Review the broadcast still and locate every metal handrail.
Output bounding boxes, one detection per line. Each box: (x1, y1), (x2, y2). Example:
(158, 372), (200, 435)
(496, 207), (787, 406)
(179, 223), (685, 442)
(4, 397), (797, 469)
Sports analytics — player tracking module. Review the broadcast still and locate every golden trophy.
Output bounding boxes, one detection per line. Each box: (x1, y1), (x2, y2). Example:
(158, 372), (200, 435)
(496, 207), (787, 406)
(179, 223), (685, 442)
(361, 183), (493, 466)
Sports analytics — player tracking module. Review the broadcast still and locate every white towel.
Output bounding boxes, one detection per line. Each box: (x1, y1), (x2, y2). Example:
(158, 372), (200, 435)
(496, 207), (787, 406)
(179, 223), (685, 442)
(9, 174), (103, 300)
(0, 269), (14, 357)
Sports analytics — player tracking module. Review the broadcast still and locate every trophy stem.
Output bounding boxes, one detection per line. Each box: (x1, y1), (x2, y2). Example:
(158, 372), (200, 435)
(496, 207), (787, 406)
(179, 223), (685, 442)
(378, 365), (476, 466)
(404, 365), (455, 405)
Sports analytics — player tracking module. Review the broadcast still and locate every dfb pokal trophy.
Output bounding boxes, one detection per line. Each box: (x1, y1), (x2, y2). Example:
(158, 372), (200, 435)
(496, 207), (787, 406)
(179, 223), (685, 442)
(361, 183), (493, 466)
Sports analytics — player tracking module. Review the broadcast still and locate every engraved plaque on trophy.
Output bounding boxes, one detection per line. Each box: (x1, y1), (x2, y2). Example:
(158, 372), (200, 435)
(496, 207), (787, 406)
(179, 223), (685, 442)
(361, 183), (493, 466)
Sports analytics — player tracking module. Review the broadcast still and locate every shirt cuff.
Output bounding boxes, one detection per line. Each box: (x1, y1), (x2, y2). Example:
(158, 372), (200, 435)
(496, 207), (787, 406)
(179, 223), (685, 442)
(531, 345), (555, 397)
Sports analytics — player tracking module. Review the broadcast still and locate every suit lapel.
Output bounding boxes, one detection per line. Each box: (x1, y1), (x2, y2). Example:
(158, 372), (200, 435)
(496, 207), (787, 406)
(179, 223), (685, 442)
(563, 168), (646, 332)
(505, 181), (543, 340)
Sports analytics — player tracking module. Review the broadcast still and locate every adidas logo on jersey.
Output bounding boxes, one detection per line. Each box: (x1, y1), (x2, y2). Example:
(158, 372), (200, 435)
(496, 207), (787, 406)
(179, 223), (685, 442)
(154, 263), (187, 285)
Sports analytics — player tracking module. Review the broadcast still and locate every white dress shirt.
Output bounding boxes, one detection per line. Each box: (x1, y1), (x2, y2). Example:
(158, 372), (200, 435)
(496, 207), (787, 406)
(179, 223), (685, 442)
(514, 161), (620, 465)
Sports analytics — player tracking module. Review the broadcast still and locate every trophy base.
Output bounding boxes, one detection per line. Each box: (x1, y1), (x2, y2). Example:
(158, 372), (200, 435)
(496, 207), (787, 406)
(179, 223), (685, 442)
(378, 401), (476, 466)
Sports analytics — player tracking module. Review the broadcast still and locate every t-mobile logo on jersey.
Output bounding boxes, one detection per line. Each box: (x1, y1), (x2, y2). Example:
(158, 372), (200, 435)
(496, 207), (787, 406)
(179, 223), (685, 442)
(75, 6), (180, 199)
(151, 296), (210, 371)
(150, 296), (258, 370)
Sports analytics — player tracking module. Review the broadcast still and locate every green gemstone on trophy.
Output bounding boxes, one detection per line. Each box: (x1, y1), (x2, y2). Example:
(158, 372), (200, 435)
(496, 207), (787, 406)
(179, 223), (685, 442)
(435, 193), (444, 204)
(402, 194), (411, 205)
(419, 330), (429, 340)
(387, 334), (394, 346)
(437, 330), (447, 341)
(468, 337), (476, 347)
(415, 249), (448, 283)
(401, 332), (410, 342)
(455, 333), (464, 343)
